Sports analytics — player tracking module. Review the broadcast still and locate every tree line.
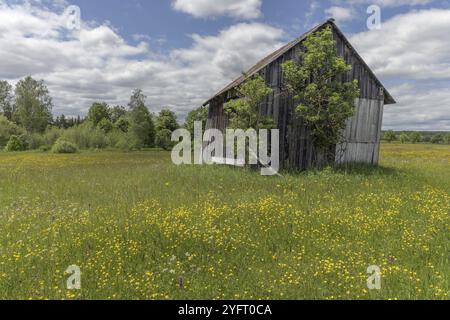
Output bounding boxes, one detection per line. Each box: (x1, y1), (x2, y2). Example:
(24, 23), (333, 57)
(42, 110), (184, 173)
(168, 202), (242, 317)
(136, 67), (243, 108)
(0, 77), (208, 153)
(383, 130), (450, 145)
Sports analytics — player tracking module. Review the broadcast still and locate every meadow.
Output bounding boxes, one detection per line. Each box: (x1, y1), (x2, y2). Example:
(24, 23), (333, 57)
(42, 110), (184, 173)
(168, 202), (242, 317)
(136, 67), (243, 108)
(0, 143), (448, 300)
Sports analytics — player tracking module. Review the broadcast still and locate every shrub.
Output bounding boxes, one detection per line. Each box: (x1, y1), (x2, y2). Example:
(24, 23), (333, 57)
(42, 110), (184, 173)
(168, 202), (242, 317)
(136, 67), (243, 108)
(383, 130), (397, 143)
(409, 132), (422, 144)
(115, 133), (140, 151)
(24, 133), (46, 150)
(155, 129), (174, 150)
(43, 127), (63, 146)
(51, 139), (78, 154)
(61, 124), (107, 150)
(39, 145), (51, 152)
(0, 115), (25, 147)
(445, 133), (450, 145)
(399, 133), (409, 144)
(431, 134), (444, 144)
(4, 135), (27, 152)
(98, 118), (113, 133)
(115, 117), (130, 133)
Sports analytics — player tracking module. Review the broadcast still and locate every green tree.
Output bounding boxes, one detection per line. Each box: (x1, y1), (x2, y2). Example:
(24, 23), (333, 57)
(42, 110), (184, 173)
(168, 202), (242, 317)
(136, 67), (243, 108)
(224, 74), (273, 130)
(115, 116), (130, 133)
(445, 133), (450, 145)
(282, 26), (360, 153)
(128, 89), (155, 147)
(383, 130), (397, 143)
(111, 105), (127, 123)
(0, 80), (14, 121)
(155, 109), (178, 150)
(409, 132), (422, 144)
(155, 109), (179, 132)
(185, 105), (208, 137)
(0, 115), (24, 147)
(88, 102), (111, 127)
(4, 135), (27, 152)
(14, 76), (53, 133)
(399, 133), (409, 144)
(155, 129), (173, 151)
(55, 114), (68, 129)
(98, 118), (113, 133)
(430, 134), (444, 144)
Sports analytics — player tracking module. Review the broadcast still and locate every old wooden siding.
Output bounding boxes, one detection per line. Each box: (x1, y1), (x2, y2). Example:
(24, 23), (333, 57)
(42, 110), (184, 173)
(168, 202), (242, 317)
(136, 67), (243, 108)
(205, 26), (386, 170)
(336, 98), (384, 164)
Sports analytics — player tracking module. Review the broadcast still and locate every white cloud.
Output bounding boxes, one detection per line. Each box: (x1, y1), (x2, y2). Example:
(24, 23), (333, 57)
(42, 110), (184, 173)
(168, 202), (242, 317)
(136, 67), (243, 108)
(1, 1), (448, 130)
(350, 9), (450, 130)
(384, 84), (450, 131)
(350, 9), (450, 80)
(172, 0), (262, 19)
(325, 6), (355, 24)
(0, 1), (283, 119)
(334, 0), (435, 7)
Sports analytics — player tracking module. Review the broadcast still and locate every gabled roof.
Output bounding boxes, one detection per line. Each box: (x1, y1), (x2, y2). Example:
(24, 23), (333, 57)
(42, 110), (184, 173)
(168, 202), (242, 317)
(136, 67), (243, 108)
(203, 19), (396, 106)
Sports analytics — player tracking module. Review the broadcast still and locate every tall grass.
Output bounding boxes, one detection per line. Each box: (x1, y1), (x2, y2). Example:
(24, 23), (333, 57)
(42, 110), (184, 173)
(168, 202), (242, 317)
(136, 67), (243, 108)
(0, 144), (448, 300)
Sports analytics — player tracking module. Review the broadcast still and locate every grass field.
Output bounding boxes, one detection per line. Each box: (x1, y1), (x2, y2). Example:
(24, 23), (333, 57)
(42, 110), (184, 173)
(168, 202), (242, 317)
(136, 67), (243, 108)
(0, 143), (448, 300)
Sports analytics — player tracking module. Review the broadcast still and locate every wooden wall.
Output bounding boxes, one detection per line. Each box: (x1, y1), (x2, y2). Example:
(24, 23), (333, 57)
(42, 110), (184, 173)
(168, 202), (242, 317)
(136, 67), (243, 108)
(336, 98), (384, 165)
(206, 27), (386, 170)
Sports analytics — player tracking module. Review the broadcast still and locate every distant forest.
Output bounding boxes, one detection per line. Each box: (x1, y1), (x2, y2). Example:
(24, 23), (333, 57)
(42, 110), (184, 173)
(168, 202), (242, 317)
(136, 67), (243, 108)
(382, 130), (450, 144)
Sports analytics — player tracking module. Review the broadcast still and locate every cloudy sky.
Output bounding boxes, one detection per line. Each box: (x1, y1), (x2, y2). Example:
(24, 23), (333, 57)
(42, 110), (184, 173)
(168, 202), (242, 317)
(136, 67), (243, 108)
(0, 0), (449, 130)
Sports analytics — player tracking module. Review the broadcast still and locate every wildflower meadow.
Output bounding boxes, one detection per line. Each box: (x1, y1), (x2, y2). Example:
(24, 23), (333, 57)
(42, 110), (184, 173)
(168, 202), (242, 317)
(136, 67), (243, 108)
(0, 143), (448, 300)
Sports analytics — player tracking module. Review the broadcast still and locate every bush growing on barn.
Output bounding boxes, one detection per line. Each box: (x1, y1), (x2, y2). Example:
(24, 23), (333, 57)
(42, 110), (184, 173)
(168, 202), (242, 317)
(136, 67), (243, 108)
(282, 26), (360, 160)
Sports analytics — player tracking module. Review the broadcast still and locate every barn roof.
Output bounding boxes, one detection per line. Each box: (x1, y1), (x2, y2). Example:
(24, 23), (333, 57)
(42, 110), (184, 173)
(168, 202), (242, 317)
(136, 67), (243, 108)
(203, 19), (396, 106)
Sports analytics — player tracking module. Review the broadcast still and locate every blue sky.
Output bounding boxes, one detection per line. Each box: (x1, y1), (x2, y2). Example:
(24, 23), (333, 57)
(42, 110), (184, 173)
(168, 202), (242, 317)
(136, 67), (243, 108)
(0, 0), (449, 130)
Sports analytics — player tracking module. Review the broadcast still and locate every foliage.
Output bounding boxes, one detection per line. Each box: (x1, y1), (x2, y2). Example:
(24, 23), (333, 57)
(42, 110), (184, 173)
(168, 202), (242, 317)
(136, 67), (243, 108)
(155, 109), (179, 132)
(185, 106), (209, 137)
(409, 132), (422, 144)
(88, 102), (111, 127)
(445, 133), (450, 144)
(4, 135), (27, 152)
(54, 114), (83, 129)
(155, 129), (174, 150)
(115, 116), (130, 133)
(399, 133), (409, 144)
(61, 123), (108, 150)
(383, 130), (397, 143)
(282, 26), (360, 151)
(430, 134), (444, 144)
(98, 118), (113, 133)
(0, 80), (14, 121)
(23, 133), (46, 150)
(42, 127), (63, 146)
(51, 139), (78, 154)
(224, 74), (274, 130)
(0, 115), (24, 147)
(114, 132), (141, 151)
(154, 109), (178, 150)
(128, 89), (155, 148)
(14, 76), (53, 133)
(110, 106), (127, 123)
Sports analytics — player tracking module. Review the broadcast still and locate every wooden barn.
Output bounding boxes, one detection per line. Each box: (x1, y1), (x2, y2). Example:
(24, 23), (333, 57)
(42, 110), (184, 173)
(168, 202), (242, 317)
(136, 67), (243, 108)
(202, 19), (396, 170)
